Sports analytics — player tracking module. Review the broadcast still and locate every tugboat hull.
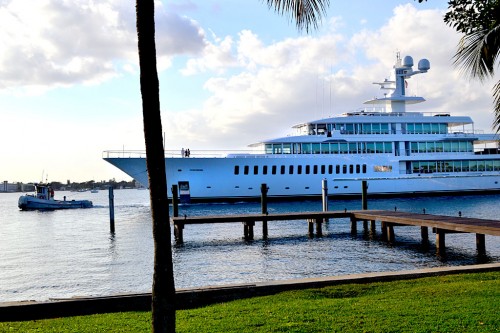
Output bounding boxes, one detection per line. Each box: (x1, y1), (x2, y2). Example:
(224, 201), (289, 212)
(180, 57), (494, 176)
(18, 196), (93, 210)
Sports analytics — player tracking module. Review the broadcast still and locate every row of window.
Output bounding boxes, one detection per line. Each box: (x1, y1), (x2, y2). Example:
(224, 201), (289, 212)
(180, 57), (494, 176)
(307, 123), (392, 135)
(304, 122), (449, 135)
(232, 159), (499, 176)
(409, 141), (473, 153)
(406, 123), (448, 134)
(265, 142), (393, 155)
(411, 159), (500, 173)
(234, 164), (368, 176)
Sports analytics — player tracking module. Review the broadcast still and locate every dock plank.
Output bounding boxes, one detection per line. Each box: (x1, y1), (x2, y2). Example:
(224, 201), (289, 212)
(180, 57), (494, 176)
(171, 210), (351, 224)
(350, 210), (500, 236)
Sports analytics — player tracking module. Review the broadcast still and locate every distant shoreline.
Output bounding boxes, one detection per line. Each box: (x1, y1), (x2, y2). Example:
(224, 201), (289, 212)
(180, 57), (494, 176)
(1, 180), (140, 193)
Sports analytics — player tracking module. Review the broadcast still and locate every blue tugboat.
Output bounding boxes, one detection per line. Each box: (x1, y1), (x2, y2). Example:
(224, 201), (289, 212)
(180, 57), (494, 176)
(18, 183), (93, 210)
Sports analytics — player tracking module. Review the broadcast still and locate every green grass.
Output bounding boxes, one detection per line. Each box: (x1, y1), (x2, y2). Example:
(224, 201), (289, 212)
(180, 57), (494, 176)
(1, 272), (498, 332)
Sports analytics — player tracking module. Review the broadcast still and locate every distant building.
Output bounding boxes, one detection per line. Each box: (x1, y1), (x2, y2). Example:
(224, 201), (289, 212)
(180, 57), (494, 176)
(0, 181), (35, 193)
(2, 181), (18, 192)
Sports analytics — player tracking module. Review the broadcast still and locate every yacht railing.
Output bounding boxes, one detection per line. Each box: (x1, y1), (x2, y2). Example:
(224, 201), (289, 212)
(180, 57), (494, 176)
(342, 108), (469, 118)
(102, 150), (263, 159)
(104, 144), (500, 160)
(298, 128), (487, 136)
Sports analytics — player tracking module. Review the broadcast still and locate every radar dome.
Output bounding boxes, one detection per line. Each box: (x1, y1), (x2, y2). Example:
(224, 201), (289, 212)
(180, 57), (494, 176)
(403, 56), (414, 67)
(418, 59), (430, 71)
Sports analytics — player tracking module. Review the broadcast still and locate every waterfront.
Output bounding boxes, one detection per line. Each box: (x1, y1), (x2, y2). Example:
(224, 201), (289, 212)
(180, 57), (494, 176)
(0, 189), (499, 302)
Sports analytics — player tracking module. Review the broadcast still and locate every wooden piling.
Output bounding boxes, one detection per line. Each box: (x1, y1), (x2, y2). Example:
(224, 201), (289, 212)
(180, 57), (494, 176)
(307, 219), (314, 236)
(381, 221), (387, 240)
(476, 234), (486, 255)
(436, 229), (446, 256)
(171, 184), (179, 217)
(315, 218), (322, 236)
(108, 186), (115, 233)
(421, 226), (429, 244)
(322, 179), (329, 222)
(261, 184), (268, 239)
(243, 221), (255, 240)
(387, 223), (395, 243)
(350, 216), (357, 234)
(174, 222), (184, 243)
(361, 180), (368, 210)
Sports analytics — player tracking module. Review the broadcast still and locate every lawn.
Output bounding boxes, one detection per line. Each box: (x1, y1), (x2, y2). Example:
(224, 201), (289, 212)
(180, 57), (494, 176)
(0, 271), (498, 332)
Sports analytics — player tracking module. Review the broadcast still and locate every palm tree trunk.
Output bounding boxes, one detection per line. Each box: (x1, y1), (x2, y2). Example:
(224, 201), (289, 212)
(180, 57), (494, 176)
(135, 1), (176, 332)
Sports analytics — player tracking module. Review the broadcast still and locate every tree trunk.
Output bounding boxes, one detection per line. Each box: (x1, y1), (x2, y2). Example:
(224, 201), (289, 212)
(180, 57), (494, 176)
(135, 1), (176, 332)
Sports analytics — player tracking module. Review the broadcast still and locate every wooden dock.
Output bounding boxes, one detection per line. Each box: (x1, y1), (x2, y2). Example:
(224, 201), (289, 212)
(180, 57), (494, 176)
(171, 210), (500, 256)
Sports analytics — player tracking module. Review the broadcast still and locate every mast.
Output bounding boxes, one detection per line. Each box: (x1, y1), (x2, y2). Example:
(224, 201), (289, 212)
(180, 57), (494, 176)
(364, 53), (430, 113)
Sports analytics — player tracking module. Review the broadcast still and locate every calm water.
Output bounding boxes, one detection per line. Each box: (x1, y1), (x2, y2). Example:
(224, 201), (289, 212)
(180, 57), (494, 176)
(0, 189), (499, 302)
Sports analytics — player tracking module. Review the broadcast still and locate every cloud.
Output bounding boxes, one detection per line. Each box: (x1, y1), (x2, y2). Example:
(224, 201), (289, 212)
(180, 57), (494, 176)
(181, 35), (236, 75)
(0, 0), (205, 91)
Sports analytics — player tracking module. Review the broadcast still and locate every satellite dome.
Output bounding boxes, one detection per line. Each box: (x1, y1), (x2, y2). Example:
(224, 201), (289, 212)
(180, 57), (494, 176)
(418, 59), (430, 71)
(403, 56), (414, 67)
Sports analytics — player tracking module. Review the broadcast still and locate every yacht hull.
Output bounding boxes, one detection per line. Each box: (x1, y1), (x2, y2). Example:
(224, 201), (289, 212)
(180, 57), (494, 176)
(104, 156), (500, 202)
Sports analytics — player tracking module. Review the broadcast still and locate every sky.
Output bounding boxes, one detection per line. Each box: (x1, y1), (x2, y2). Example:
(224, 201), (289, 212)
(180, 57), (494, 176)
(1, 0), (499, 183)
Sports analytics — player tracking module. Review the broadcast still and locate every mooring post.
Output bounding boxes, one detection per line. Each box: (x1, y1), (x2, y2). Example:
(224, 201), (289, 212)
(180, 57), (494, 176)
(476, 234), (486, 255)
(361, 180), (368, 210)
(108, 186), (115, 233)
(322, 179), (329, 223)
(171, 184), (179, 217)
(261, 183), (268, 239)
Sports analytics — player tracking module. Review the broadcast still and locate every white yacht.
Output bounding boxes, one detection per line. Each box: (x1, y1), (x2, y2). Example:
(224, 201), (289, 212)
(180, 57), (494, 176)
(103, 54), (500, 203)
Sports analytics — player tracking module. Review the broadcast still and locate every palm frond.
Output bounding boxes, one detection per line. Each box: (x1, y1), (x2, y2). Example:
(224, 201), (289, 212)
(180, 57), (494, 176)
(454, 25), (500, 81)
(265, 0), (330, 33)
(493, 80), (500, 133)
